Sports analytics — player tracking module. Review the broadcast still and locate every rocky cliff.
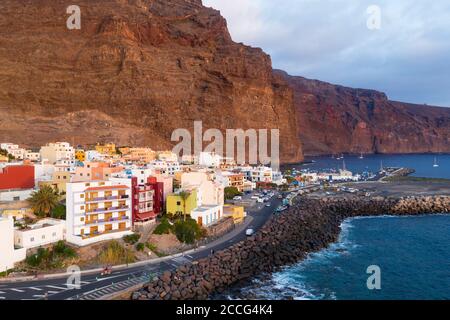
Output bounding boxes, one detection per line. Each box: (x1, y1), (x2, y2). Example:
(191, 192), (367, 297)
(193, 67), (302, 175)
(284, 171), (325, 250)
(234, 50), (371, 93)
(0, 0), (302, 163)
(0, 0), (448, 162)
(276, 70), (450, 156)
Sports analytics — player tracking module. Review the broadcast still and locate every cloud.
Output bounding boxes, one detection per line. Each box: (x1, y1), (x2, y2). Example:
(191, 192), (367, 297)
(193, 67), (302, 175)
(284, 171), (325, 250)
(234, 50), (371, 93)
(204, 0), (450, 106)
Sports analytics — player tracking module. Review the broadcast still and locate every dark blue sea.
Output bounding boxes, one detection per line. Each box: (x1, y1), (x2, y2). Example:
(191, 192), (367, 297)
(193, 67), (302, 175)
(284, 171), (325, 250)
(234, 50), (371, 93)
(290, 153), (450, 179)
(224, 154), (450, 300)
(225, 215), (450, 300)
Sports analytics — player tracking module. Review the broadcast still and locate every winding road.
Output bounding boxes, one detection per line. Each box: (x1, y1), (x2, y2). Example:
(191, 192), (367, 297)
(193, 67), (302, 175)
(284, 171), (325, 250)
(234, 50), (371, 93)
(0, 195), (283, 300)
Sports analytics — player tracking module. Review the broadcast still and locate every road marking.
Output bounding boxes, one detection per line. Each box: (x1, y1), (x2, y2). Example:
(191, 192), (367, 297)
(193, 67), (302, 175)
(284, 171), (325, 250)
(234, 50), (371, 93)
(47, 291), (58, 294)
(0, 291), (5, 294)
(29, 287), (43, 291)
(45, 285), (67, 290)
(33, 295), (45, 298)
(0, 297), (5, 300)
(10, 288), (25, 292)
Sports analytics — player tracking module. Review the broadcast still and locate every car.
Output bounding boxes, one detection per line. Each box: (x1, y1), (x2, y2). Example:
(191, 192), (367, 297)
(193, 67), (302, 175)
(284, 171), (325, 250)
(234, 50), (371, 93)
(277, 195), (283, 199)
(233, 196), (242, 200)
(246, 228), (255, 236)
(265, 203), (271, 207)
(257, 198), (264, 203)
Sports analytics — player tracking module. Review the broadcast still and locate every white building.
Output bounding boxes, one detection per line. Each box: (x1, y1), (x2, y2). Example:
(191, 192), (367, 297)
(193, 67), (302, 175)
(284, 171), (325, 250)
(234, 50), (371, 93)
(24, 150), (41, 162)
(0, 143), (26, 160)
(199, 152), (222, 168)
(40, 142), (75, 164)
(55, 159), (77, 173)
(66, 180), (133, 246)
(0, 216), (26, 272)
(14, 218), (66, 250)
(190, 204), (223, 227)
(250, 166), (273, 183)
(120, 167), (154, 184)
(0, 189), (34, 202)
(34, 162), (56, 186)
(151, 160), (181, 176)
(85, 150), (105, 162)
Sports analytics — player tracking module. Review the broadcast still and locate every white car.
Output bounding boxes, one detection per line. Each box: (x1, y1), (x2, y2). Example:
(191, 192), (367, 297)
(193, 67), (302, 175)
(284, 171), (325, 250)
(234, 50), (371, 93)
(233, 196), (242, 200)
(246, 228), (255, 236)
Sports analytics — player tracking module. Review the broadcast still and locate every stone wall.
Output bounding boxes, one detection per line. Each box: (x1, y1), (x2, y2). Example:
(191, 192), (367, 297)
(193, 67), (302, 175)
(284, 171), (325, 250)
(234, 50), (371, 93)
(132, 196), (450, 300)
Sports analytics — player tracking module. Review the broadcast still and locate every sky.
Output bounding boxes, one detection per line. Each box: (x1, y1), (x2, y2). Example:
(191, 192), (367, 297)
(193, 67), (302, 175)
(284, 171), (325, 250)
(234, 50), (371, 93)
(203, 0), (450, 107)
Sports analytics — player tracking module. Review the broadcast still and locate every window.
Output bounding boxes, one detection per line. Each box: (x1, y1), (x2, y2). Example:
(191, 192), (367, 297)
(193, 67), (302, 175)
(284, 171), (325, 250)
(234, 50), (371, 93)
(85, 183), (90, 187)
(42, 235), (45, 239)
(80, 206), (85, 210)
(80, 217), (84, 222)
(177, 201), (181, 206)
(52, 232), (57, 237)
(13, 196), (20, 201)
(30, 237), (34, 242)
(80, 194), (85, 198)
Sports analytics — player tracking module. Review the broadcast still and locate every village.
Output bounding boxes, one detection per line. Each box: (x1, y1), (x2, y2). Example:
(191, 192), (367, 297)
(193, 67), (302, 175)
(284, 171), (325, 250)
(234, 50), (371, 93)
(0, 141), (366, 277)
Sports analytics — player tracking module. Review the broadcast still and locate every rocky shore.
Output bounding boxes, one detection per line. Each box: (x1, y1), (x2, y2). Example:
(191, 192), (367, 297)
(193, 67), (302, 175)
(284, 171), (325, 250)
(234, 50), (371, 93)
(132, 196), (449, 300)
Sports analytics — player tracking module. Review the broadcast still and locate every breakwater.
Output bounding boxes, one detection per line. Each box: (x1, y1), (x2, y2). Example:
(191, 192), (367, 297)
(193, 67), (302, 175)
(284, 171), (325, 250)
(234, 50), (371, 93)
(132, 196), (450, 300)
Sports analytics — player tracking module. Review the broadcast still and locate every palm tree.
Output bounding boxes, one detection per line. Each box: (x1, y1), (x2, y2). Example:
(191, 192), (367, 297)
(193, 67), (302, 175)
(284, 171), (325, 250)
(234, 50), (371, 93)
(178, 191), (191, 222)
(28, 185), (59, 218)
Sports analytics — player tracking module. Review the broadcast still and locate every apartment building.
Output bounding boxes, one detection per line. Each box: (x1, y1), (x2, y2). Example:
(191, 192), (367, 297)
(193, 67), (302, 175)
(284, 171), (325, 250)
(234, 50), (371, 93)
(216, 171), (245, 192)
(66, 181), (133, 246)
(120, 147), (156, 163)
(251, 166), (273, 183)
(0, 143), (26, 160)
(24, 150), (40, 162)
(151, 160), (181, 176)
(110, 176), (164, 224)
(40, 142), (75, 164)
(72, 162), (123, 182)
(95, 143), (117, 155)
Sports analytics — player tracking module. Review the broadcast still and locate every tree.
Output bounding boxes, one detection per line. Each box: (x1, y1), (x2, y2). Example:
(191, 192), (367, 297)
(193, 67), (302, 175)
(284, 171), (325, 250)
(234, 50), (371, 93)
(178, 191), (191, 221)
(28, 185), (59, 218)
(224, 187), (241, 200)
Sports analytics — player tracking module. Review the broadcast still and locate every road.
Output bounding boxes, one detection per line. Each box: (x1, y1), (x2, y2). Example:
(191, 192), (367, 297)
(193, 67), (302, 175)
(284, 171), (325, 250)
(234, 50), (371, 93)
(0, 194), (283, 300)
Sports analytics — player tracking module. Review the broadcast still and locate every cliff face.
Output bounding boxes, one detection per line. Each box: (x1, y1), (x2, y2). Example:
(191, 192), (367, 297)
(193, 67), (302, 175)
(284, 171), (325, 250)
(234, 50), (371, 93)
(0, 0), (302, 163)
(0, 0), (448, 162)
(276, 71), (450, 156)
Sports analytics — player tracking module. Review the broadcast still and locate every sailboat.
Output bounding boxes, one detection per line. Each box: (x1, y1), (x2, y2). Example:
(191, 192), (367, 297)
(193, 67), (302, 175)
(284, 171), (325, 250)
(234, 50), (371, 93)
(359, 152), (364, 159)
(433, 157), (439, 168)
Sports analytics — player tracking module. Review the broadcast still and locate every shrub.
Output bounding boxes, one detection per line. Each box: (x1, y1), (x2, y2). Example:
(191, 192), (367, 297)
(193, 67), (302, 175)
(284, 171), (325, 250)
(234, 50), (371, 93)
(123, 233), (140, 245)
(173, 218), (204, 244)
(224, 187), (242, 200)
(135, 243), (145, 252)
(153, 217), (173, 235)
(53, 241), (77, 258)
(98, 241), (135, 265)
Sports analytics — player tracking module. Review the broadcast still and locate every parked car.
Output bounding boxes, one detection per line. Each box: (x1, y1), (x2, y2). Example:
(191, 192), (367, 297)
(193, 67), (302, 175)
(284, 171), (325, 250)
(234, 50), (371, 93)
(265, 203), (271, 207)
(246, 228), (255, 236)
(233, 196), (242, 200)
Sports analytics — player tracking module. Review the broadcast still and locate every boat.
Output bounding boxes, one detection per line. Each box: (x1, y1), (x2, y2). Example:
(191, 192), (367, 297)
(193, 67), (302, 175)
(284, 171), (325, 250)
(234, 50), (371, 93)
(359, 152), (364, 159)
(433, 157), (439, 168)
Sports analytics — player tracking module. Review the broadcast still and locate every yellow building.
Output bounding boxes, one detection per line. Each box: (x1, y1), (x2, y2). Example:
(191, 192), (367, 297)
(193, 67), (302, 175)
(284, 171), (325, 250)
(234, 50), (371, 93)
(38, 172), (71, 194)
(223, 205), (246, 224)
(166, 190), (198, 217)
(95, 143), (116, 155)
(75, 149), (85, 162)
(0, 154), (9, 162)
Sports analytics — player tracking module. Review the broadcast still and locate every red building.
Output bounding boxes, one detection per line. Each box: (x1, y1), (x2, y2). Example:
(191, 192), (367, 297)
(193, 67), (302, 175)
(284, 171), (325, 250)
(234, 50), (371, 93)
(130, 176), (164, 224)
(0, 165), (35, 190)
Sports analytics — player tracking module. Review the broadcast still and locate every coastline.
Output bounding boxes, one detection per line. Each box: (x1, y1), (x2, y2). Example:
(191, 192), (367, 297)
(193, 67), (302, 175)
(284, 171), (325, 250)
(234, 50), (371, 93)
(132, 195), (450, 300)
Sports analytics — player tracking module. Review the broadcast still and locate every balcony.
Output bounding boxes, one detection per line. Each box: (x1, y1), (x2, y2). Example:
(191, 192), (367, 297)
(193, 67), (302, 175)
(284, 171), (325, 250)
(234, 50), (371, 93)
(83, 215), (130, 227)
(85, 194), (129, 203)
(85, 205), (130, 215)
(80, 227), (131, 240)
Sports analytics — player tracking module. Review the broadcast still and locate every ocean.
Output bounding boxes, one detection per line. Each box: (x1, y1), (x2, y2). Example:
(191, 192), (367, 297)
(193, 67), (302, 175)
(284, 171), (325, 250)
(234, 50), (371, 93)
(221, 215), (450, 300)
(288, 153), (450, 179)
(219, 154), (450, 300)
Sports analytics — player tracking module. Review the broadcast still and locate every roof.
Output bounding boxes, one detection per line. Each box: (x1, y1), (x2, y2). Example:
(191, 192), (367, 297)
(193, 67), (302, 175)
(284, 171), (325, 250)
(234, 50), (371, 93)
(85, 185), (128, 192)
